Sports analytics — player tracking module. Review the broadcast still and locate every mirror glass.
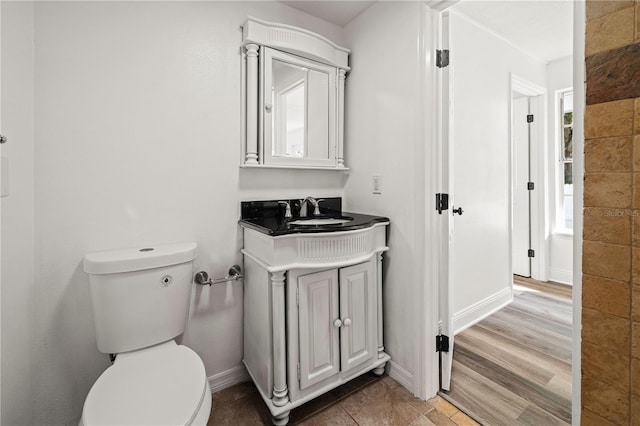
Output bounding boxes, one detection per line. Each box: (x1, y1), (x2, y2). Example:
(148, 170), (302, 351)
(271, 59), (329, 159)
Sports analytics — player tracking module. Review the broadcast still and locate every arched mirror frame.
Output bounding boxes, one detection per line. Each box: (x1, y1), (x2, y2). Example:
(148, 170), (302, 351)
(241, 17), (350, 170)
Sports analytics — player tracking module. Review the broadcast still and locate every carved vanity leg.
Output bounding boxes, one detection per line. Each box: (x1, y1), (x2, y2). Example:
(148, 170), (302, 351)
(272, 411), (290, 426)
(271, 271), (289, 409)
(374, 252), (386, 375)
(245, 43), (259, 165)
(372, 365), (385, 376)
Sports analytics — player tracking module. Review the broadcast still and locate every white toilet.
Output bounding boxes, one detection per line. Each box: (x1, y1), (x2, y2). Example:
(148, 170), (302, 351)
(81, 242), (211, 425)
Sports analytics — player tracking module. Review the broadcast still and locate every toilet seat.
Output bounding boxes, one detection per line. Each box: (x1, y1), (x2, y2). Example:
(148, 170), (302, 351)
(82, 342), (208, 426)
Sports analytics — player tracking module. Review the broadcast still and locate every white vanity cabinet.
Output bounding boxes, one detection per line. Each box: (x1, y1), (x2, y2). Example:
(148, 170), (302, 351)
(241, 223), (390, 425)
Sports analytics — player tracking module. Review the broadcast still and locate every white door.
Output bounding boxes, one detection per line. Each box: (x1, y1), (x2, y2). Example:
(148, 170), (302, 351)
(339, 262), (376, 374)
(512, 96), (531, 277)
(440, 11), (516, 389)
(298, 269), (340, 390)
(437, 11), (455, 391)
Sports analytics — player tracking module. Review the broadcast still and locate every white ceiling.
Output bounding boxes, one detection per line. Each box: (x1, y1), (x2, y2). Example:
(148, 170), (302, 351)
(279, 0), (573, 63)
(279, 1), (375, 27)
(450, 1), (573, 63)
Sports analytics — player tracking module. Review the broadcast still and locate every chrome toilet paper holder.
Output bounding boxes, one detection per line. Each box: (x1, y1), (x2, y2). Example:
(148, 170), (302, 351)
(194, 265), (243, 286)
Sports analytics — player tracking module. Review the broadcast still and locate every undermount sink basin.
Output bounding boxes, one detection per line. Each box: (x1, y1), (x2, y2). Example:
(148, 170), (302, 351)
(289, 217), (353, 226)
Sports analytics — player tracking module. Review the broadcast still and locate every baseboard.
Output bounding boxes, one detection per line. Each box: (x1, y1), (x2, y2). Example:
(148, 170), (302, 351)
(386, 360), (414, 394)
(210, 360), (416, 397)
(549, 268), (572, 285)
(208, 364), (250, 394)
(453, 287), (513, 335)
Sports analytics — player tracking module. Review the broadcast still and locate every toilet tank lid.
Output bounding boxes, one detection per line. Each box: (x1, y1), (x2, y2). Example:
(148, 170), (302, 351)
(83, 242), (197, 274)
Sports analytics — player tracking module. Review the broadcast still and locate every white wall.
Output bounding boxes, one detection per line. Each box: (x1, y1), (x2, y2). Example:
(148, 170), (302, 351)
(547, 56), (573, 285)
(6, 2), (347, 424)
(343, 1), (427, 389)
(1, 2), (36, 424)
(447, 11), (547, 325)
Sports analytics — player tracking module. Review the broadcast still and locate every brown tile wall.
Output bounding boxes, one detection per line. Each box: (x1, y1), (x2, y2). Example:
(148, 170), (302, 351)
(583, 1), (640, 424)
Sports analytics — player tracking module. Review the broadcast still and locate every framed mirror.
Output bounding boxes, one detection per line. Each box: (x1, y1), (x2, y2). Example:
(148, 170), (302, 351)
(263, 48), (335, 167)
(241, 17), (349, 170)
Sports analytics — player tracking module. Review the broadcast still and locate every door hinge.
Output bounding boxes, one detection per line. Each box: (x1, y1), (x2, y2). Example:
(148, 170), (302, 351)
(436, 193), (449, 214)
(297, 362), (301, 382)
(527, 114), (534, 123)
(528, 249), (535, 258)
(436, 334), (450, 352)
(436, 50), (449, 68)
(527, 182), (535, 190)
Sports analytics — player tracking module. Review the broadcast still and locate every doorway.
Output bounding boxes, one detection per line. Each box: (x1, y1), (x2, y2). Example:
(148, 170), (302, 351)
(430, 2), (578, 422)
(419, 0), (583, 423)
(436, 9), (553, 392)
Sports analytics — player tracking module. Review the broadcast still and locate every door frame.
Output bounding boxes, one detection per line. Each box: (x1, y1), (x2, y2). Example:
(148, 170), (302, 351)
(415, 0), (447, 400)
(571, 1), (585, 421)
(416, 2), (584, 422)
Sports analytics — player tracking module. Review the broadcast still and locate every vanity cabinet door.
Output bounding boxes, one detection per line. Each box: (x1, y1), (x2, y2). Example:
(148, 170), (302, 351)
(339, 262), (376, 374)
(298, 269), (340, 390)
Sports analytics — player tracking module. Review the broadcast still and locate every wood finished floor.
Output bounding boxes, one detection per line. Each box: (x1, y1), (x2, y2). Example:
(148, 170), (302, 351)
(208, 374), (479, 425)
(442, 276), (573, 426)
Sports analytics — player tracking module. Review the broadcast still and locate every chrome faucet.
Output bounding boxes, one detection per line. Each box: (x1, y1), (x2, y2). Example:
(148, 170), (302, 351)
(278, 201), (292, 219)
(299, 197), (324, 217)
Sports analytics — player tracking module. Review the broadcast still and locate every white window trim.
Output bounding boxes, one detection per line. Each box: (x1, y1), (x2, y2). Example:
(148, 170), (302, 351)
(555, 88), (574, 235)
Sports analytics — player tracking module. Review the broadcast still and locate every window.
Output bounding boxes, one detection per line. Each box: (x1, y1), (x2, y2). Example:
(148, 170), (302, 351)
(558, 90), (573, 231)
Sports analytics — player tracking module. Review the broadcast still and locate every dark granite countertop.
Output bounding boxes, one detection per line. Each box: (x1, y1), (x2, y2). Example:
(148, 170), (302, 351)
(239, 198), (389, 236)
(240, 212), (389, 236)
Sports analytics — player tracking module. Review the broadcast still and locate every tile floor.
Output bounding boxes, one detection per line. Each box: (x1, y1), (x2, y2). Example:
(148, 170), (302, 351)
(208, 373), (479, 426)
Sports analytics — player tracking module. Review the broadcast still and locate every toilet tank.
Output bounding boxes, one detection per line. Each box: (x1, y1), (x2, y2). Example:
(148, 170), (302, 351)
(83, 243), (197, 354)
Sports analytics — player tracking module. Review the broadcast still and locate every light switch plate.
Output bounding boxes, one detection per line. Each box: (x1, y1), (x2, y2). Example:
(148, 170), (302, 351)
(372, 174), (382, 194)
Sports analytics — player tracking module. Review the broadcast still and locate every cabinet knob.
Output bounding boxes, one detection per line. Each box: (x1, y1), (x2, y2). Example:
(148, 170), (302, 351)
(343, 318), (352, 327)
(333, 319), (342, 328)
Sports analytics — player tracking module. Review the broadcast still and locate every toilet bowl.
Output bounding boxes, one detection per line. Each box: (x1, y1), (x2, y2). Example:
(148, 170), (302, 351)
(81, 243), (210, 425)
(81, 341), (211, 426)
